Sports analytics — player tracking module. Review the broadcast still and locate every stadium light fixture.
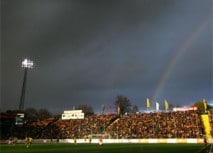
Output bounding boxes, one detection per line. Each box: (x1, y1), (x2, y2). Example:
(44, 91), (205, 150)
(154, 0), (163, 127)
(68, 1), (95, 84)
(19, 58), (34, 111)
(22, 59), (33, 68)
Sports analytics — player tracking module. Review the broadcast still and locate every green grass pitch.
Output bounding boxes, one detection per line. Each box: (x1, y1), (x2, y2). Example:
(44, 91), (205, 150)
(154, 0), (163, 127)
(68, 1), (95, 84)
(0, 143), (210, 153)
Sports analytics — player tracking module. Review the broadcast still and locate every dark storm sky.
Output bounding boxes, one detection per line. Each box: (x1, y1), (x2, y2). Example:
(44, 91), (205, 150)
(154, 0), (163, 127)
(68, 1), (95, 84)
(1, 0), (212, 113)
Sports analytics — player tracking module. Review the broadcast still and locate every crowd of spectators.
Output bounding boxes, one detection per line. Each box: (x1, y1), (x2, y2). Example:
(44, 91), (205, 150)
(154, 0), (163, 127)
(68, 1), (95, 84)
(105, 111), (204, 139)
(2, 110), (213, 140)
(54, 114), (117, 138)
(26, 114), (117, 139)
(26, 117), (59, 139)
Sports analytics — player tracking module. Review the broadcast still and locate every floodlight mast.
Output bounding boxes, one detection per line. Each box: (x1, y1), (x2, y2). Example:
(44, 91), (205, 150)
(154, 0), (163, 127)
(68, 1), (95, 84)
(18, 59), (33, 111)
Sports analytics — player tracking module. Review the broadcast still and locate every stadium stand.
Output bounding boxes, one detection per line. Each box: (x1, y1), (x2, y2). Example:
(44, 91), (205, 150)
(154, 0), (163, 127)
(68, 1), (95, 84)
(0, 113), (16, 139)
(53, 114), (118, 139)
(1, 110), (213, 140)
(105, 111), (204, 139)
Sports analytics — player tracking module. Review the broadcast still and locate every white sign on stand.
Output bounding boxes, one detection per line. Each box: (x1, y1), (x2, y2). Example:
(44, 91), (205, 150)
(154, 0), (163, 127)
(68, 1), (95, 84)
(62, 110), (84, 120)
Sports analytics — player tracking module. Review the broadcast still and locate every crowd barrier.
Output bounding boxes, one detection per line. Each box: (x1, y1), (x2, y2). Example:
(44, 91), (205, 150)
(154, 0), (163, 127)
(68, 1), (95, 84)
(1, 138), (213, 144)
(59, 138), (213, 144)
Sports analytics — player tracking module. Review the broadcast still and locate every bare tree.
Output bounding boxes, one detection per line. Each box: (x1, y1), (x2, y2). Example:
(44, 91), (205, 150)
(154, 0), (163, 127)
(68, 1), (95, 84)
(131, 105), (139, 113)
(76, 104), (94, 116)
(114, 95), (132, 115)
(25, 107), (38, 121)
(37, 108), (52, 120)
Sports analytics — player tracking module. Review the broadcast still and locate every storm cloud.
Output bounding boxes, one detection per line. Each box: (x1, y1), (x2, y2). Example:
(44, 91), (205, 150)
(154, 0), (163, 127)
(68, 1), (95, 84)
(1, 0), (212, 113)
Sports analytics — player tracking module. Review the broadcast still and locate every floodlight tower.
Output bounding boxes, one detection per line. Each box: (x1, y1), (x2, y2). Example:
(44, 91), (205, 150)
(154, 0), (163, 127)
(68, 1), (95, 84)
(19, 59), (33, 111)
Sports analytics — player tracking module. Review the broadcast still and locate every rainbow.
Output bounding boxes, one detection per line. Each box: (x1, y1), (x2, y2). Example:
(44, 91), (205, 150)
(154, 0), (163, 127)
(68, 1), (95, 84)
(151, 16), (211, 102)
